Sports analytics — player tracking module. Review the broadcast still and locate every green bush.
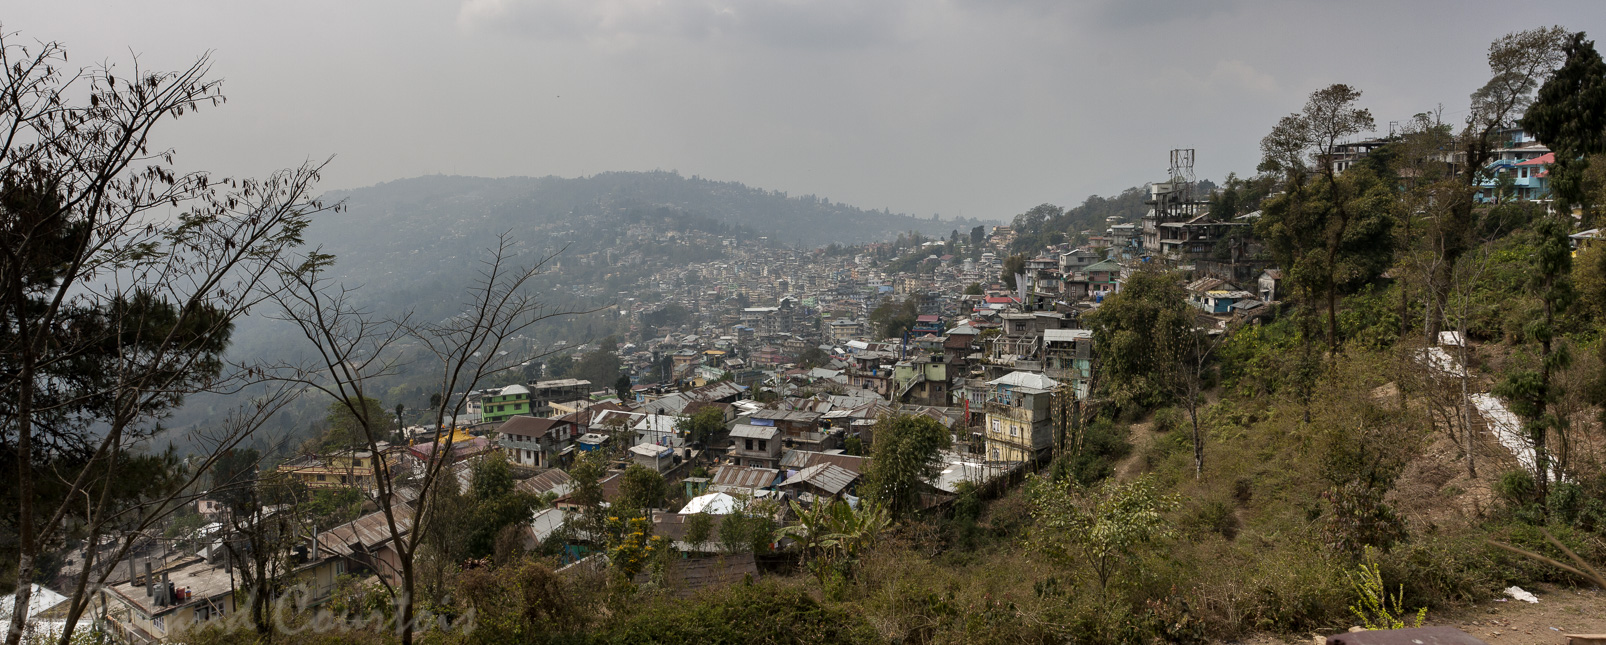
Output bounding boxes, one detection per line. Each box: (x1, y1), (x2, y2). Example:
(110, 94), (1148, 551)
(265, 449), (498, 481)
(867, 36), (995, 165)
(586, 580), (879, 645)
(1152, 407), (1184, 433)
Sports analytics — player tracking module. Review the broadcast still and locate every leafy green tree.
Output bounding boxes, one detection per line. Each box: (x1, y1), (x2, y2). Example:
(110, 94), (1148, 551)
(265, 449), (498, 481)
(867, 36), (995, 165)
(615, 374), (633, 401)
(684, 513), (715, 553)
(796, 345), (830, 368)
(320, 397), (395, 451)
(472, 451), (516, 501)
(1257, 84), (1394, 354)
(1029, 475), (1180, 594)
(1493, 215), (1575, 512)
(617, 463), (669, 512)
(718, 500), (779, 554)
(1000, 254), (1028, 291)
(1522, 31), (1606, 224)
(1087, 269), (1190, 412)
(458, 453), (539, 559)
(546, 353), (574, 379)
(1418, 27), (1570, 342)
(862, 414), (951, 520)
(304, 488), (365, 529)
(563, 452), (609, 541)
(963, 282), (984, 295)
(970, 225), (985, 245)
(677, 407), (726, 448)
(572, 339), (622, 387)
(868, 296), (919, 340)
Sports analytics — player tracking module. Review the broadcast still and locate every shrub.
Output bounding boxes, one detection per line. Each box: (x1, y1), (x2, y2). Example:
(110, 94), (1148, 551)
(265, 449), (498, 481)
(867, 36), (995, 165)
(1346, 547), (1426, 630)
(1152, 407), (1184, 433)
(590, 580), (879, 645)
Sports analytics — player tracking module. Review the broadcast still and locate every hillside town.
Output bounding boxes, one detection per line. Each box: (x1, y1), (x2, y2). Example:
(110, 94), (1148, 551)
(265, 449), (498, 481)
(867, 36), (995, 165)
(20, 133), (1601, 644)
(8, 16), (1606, 645)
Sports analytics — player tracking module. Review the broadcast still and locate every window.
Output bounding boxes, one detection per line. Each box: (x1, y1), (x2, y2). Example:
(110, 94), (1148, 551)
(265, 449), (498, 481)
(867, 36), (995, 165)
(316, 475), (326, 482)
(744, 439), (754, 451)
(758, 440), (767, 451)
(1010, 425), (1019, 437)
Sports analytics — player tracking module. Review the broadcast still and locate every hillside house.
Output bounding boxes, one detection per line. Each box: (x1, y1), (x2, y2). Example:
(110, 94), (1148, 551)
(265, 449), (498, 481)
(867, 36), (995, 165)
(728, 424), (782, 469)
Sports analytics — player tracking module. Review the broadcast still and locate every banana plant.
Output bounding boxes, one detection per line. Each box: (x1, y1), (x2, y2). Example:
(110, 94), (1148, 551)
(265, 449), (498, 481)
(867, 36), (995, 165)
(779, 498), (889, 583)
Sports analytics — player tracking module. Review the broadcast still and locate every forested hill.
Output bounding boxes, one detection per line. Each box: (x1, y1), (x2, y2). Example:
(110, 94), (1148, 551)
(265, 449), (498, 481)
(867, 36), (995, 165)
(193, 170), (997, 434)
(312, 171), (991, 258)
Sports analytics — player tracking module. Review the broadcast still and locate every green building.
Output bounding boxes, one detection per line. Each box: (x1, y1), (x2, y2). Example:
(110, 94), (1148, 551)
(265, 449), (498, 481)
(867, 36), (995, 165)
(481, 384), (531, 424)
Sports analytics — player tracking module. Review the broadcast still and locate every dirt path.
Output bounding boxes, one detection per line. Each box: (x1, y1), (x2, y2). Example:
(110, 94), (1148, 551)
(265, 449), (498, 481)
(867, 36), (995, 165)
(1229, 583), (1606, 644)
(1114, 419), (1154, 481)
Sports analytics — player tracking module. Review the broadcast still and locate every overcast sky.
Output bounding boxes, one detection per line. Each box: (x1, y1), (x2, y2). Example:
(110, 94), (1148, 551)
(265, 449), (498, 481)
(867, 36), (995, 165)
(9, 1), (1600, 221)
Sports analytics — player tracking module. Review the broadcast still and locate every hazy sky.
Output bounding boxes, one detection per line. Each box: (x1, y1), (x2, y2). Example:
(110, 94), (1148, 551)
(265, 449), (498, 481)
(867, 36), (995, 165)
(9, 1), (1601, 221)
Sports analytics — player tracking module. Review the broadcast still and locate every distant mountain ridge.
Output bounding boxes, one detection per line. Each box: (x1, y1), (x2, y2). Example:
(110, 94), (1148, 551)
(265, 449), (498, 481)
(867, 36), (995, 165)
(314, 171), (992, 252)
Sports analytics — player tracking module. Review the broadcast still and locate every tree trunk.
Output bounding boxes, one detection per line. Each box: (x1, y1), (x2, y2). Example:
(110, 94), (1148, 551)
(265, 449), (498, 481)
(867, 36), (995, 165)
(1327, 276), (1339, 353)
(5, 356), (37, 645)
(1190, 401), (1203, 480)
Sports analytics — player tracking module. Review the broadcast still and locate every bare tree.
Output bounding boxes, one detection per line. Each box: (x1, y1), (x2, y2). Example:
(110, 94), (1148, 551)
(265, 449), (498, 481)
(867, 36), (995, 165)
(1422, 26), (1569, 343)
(268, 234), (582, 644)
(0, 28), (332, 644)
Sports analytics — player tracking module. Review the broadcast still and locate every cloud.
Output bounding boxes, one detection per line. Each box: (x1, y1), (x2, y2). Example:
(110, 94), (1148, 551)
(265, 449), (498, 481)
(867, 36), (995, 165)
(1209, 59), (1277, 93)
(456, 0), (910, 49)
(1087, 0), (1242, 28)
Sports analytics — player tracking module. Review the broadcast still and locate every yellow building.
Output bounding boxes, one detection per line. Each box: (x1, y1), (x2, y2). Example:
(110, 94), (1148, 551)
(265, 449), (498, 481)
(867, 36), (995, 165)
(981, 371), (1059, 464)
(276, 444), (401, 490)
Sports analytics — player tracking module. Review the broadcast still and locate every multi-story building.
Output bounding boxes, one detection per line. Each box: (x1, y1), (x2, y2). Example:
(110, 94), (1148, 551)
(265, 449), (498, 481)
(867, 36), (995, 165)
(893, 354), (950, 407)
(982, 371), (1060, 463)
(729, 424), (783, 469)
(1043, 329), (1093, 400)
(480, 383), (532, 425)
(495, 415), (577, 468)
(828, 318), (863, 343)
(527, 379), (594, 416)
(276, 445), (402, 491)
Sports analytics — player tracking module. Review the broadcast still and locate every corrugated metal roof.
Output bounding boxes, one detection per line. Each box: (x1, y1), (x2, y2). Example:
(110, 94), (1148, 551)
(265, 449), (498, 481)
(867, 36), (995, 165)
(316, 504), (414, 557)
(496, 415), (568, 440)
(780, 463), (858, 495)
(711, 464), (779, 489)
(779, 450), (869, 475)
(515, 469), (575, 497)
(632, 552), (758, 597)
(750, 409), (822, 422)
(730, 424), (780, 440)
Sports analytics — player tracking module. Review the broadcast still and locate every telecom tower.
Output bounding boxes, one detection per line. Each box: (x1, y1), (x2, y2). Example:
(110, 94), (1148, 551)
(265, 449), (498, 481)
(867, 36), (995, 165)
(1141, 148), (1208, 259)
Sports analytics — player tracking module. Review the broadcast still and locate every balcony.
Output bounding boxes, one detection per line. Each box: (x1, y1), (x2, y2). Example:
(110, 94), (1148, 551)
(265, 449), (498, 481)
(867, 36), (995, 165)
(499, 437), (547, 451)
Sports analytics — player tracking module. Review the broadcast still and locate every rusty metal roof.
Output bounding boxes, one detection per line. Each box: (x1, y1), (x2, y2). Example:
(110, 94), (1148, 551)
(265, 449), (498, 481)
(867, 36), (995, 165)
(780, 450), (869, 475)
(632, 552), (758, 597)
(710, 464), (779, 490)
(514, 469), (575, 497)
(315, 504), (414, 557)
